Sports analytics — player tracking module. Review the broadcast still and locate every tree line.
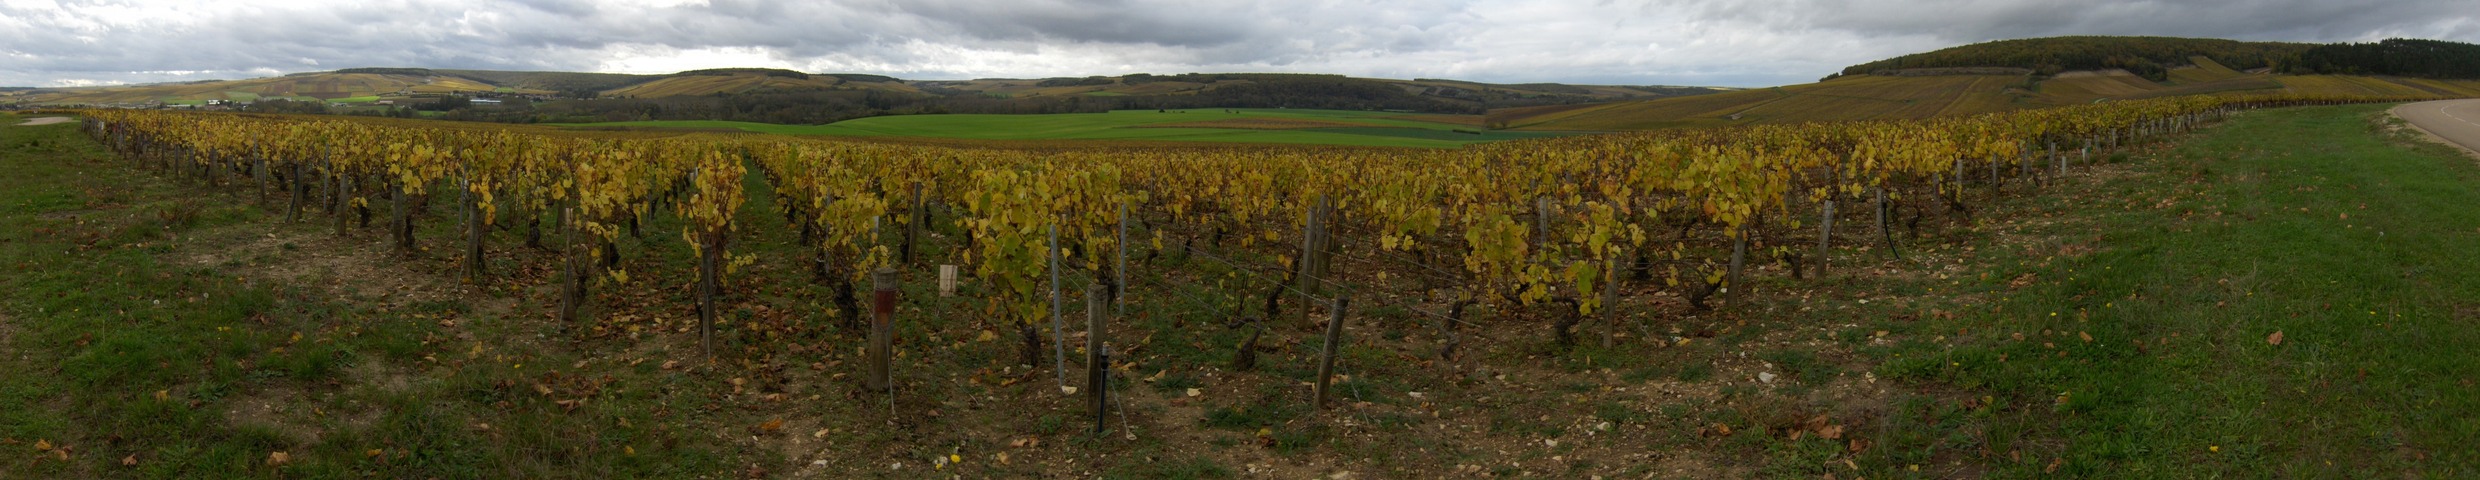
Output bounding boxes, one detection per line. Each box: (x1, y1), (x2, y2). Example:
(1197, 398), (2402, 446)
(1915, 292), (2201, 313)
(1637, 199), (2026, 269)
(1836, 36), (2313, 82)
(1837, 35), (2480, 82)
(2277, 39), (2480, 79)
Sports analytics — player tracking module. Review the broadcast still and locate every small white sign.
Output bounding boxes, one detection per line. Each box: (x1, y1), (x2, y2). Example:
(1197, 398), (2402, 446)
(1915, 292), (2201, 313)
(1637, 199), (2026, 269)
(939, 265), (958, 297)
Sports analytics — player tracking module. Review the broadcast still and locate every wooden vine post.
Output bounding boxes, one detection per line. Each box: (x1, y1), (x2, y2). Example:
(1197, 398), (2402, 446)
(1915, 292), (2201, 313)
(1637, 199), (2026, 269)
(867, 268), (896, 392)
(901, 182), (922, 264)
(290, 160), (307, 223)
(389, 176), (410, 252)
(1875, 186), (1899, 260)
(253, 154), (269, 206)
(1601, 254), (1620, 349)
(1313, 293), (1352, 409)
(1725, 229), (1748, 307)
(463, 176), (487, 283)
(1815, 196), (1836, 277)
(556, 207), (586, 323)
(334, 167), (351, 237)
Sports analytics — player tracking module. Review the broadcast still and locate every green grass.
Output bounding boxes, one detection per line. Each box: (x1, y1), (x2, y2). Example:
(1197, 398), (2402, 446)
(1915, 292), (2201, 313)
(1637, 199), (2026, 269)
(1860, 104), (2480, 476)
(559, 109), (1563, 148)
(0, 119), (731, 478)
(328, 96), (381, 104)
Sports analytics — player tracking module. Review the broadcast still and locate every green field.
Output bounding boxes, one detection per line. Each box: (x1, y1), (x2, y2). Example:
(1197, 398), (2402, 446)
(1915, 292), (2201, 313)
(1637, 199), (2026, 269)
(563, 109), (1567, 148)
(1850, 104), (2480, 476)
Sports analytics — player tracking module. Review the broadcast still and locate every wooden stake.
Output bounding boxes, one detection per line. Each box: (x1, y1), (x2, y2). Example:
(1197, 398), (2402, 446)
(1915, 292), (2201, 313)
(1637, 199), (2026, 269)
(1313, 293), (1351, 409)
(867, 269), (896, 392)
(1601, 254), (1619, 349)
(1726, 230), (1747, 307)
(1815, 199), (1836, 277)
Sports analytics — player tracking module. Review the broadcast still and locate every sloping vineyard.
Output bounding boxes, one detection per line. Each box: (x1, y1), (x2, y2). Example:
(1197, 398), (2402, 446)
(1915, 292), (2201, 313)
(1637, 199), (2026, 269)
(70, 93), (2424, 401)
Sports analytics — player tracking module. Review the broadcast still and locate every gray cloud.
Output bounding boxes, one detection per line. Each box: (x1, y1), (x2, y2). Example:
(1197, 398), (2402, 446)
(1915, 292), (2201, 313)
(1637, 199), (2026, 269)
(0, 0), (2473, 88)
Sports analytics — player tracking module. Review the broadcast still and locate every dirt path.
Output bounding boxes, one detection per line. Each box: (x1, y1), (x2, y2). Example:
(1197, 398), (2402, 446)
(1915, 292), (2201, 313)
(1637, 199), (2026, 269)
(2393, 99), (2480, 158)
(14, 117), (71, 126)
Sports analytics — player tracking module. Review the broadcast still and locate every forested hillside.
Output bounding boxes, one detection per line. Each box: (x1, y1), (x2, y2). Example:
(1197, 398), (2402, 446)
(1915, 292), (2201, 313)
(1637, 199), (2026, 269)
(2280, 38), (2480, 78)
(1838, 36), (2480, 82)
(1837, 36), (2313, 81)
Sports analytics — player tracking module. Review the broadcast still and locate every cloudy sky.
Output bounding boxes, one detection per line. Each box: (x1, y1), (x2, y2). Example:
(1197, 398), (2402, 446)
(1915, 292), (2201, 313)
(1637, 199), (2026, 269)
(2, 0), (2475, 88)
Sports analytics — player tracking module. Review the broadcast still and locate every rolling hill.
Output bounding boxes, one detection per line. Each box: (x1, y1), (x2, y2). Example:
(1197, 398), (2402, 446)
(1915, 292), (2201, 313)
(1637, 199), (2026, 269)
(10, 68), (1718, 113)
(914, 74), (1717, 109)
(14, 71), (541, 105)
(1497, 36), (2480, 132)
(597, 69), (922, 98)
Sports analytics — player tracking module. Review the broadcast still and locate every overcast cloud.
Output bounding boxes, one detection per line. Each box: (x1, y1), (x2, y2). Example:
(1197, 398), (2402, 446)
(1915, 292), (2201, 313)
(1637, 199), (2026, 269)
(1, 0), (2474, 88)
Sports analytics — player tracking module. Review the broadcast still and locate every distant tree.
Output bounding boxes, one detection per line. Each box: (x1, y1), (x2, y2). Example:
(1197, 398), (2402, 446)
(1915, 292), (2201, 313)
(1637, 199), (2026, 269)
(417, 96), (471, 111)
(242, 99), (331, 115)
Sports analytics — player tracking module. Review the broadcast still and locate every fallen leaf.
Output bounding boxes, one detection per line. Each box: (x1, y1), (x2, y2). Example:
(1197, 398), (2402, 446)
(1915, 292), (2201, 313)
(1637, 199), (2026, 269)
(1819, 424), (1844, 440)
(153, 390), (169, 401)
(267, 451), (291, 466)
(1186, 388), (1202, 397)
(2078, 331), (2094, 343)
(366, 449), (385, 458)
(759, 418), (785, 433)
(2266, 331), (2284, 345)
(33, 439), (52, 451)
(624, 445), (637, 456)
(122, 454), (137, 466)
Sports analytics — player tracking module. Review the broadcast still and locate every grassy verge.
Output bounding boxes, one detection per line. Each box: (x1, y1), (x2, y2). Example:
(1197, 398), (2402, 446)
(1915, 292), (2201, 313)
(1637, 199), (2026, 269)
(1852, 104), (2480, 477)
(0, 118), (732, 478)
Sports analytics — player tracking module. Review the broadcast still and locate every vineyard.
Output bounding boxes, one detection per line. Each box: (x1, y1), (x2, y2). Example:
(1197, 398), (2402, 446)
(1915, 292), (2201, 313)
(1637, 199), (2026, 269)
(32, 93), (2446, 476)
(80, 93), (2419, 374)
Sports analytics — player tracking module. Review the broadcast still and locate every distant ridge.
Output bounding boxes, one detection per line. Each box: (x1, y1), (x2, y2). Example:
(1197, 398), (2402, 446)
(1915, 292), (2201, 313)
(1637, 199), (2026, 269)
(1497, 35), (2480, 132)
(1836, 36), (2480, 82)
